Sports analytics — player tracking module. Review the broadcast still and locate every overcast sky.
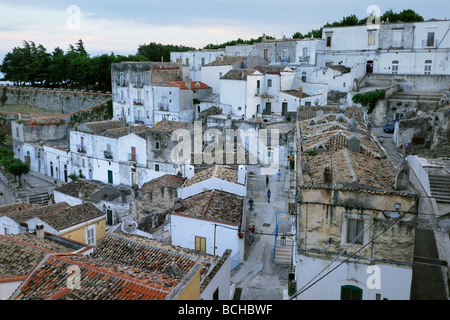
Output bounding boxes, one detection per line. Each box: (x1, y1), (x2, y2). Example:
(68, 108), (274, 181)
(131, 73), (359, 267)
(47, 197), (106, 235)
(0, 0), (448, 60)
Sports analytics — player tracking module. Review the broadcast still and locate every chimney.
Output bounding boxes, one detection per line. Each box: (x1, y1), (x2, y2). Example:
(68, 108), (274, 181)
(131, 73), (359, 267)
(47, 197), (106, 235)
(366, 121), (372, 140)
(348, 133), (360, 152)
(238, 165), (247, 185)
(185, 76), (192, 90)
(36, 224), (44, 239)
(323, 165), (332, 185)
(298, 86), (303, 98)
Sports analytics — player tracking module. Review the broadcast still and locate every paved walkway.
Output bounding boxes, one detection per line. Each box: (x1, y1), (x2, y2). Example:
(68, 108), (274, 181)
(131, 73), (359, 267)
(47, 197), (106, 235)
(231, 161), (291, 300)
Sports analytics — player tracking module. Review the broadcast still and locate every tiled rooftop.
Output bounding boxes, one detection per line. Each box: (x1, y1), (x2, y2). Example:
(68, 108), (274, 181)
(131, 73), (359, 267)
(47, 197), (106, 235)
(6, 202), (71, 224)
(139, 174), (184, 192)
(175, 189), (243, 225)
(298, 111), (397, 191)
(301, 145), (395, 190)
(255, 65), (292, 75)
(0, 233), (77, 279)
(77, 120), (121, 134)
(101, 124), (150, 138)
(204, 56), (248, 67)
(6, 202), (104, 231)
(12, 254), (183, 300)
(0, 202), (32, 217)
(164, 81), (211, 90)
(148, 120), (190, 133)
(181, 165), (240, 188)
(54, 179), (101, 199)
(220, 69), (256, 80)
(34, 202), (104, 231)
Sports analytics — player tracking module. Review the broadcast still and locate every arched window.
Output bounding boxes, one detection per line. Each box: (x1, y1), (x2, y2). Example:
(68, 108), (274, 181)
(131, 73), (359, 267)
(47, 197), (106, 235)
(341, 285), (363, 300)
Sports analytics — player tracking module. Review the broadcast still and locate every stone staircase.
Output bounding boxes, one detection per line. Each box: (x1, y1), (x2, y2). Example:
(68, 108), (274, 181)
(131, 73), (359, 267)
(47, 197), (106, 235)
(274, 236), (294, 264)
(27, 192), (51, 206)
(429, 174), (450, 203)
(388, 91), (444, 108)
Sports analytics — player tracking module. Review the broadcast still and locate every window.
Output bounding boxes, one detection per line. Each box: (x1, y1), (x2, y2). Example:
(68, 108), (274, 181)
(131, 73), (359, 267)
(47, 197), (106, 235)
(392, 60), (399, 74)
(368, 32), (375, 46)
(86, 225), (96, 245)
(267, 79), (272, 87)
(155, 141), (160, 150)
(347, 218), (364, 244)
(16, 127), (19, 137)
(392, 30), (403, 48)
(426, 32), (435, 46)
(341, 285), (362, 300)
(302, 72), (307, 82)
(195, 236), (206, 252)
(154, 164), (160, 172)
(326, 36), (332, 47)
(424, 60), (432, 75)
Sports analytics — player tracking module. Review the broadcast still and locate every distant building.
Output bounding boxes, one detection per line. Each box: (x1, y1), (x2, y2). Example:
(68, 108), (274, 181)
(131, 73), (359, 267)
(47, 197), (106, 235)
(170, 50), (225, 81)
(111, 61), (191, 126)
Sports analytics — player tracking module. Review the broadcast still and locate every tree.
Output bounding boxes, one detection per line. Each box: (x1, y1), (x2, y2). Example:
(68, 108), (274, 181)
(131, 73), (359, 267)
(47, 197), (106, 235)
(7, 158), (30, 187)
(0, 86), (7, 107)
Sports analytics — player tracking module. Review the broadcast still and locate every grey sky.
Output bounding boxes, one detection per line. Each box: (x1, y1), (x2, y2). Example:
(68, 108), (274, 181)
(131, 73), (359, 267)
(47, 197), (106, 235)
(0, 0), (448, 59)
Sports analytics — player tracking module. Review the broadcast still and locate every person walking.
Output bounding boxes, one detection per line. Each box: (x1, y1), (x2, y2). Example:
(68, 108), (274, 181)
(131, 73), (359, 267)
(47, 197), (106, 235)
(267, 189), (271, 203)
(248, 228), (254, 245)
(266, 174), (269, 187)
(277, 169), (281, 182)
(248, 197), (254, 211)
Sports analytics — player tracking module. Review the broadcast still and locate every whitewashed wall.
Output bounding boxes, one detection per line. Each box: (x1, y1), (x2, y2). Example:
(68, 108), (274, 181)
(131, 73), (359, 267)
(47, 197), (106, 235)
(294, 255), (413, 300)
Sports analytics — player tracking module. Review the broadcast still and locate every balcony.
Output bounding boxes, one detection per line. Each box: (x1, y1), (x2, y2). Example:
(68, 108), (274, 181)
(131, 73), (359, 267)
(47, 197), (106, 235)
(133, 99), (143, 106)
(298, 56), (310, 64)
(254, 88), (274, 98)
(159, 104), (169, 111)
(134, 117), (145, 124)
(104, 150), (113, 159)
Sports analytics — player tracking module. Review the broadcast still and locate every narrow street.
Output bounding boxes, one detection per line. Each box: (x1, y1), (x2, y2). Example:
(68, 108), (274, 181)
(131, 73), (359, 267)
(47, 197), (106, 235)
(231, 162), (291, 300)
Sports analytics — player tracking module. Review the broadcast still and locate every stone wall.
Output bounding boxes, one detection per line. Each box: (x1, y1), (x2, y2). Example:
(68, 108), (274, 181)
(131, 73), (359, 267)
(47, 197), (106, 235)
(365, 74), (450, 93)
(2, 86), (111, 114)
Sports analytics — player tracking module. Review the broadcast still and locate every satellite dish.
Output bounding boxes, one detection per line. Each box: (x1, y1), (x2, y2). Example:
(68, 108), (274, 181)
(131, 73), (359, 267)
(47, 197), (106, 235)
(195, 82), (200, 88)
(314, 98), (320, 106)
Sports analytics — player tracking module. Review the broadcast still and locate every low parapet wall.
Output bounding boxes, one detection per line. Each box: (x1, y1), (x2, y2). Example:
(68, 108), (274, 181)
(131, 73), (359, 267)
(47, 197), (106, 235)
(1, 85), (112, 114)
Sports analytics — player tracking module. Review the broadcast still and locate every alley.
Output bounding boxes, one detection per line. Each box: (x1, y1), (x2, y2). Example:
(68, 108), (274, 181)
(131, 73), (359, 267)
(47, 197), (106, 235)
(231, 163), (291, 300)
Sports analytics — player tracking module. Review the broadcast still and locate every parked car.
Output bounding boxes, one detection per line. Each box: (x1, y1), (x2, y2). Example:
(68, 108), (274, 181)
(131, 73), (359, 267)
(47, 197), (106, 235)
(383, 120), (399, 133)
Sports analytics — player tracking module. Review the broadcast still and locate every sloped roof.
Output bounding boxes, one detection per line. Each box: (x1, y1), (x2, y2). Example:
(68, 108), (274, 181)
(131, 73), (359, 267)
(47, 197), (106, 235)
(140, 174), (184, 192)
(11, 253), (185, 300)
(181, 165), (240, 188)
(164, 81), (211, 90)
(0, 202), (32, 217)
(203, 55), (248, 67)
(220, 69), (257, 80)
(0, 233), (78, 279)
(174, 189), (243, 225)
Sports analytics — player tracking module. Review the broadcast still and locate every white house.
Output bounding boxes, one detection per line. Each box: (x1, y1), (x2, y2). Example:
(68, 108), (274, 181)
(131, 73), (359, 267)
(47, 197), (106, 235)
(319, 20), (450, 75)
(153, 79), (212, 123)
(219, 65), (327, 118)
(170, 50), (225, 81)
(69, 121), (151, 187)
(169, 189), (245, 270)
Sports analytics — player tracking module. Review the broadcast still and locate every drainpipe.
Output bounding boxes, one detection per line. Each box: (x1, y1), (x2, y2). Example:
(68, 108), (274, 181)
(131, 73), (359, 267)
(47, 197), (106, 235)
(152, 87), (155, 126)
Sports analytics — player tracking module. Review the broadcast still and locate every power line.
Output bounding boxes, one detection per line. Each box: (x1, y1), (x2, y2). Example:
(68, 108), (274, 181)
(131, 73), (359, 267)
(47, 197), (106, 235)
(289, 214), (404, 300)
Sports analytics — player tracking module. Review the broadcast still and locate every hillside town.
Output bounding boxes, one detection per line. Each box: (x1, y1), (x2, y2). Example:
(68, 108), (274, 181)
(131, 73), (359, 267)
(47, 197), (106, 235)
(0, 16), (449, 303)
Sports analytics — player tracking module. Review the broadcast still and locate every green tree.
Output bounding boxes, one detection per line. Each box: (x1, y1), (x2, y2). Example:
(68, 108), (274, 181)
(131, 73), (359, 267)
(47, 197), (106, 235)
(7, 158), (30, 187)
